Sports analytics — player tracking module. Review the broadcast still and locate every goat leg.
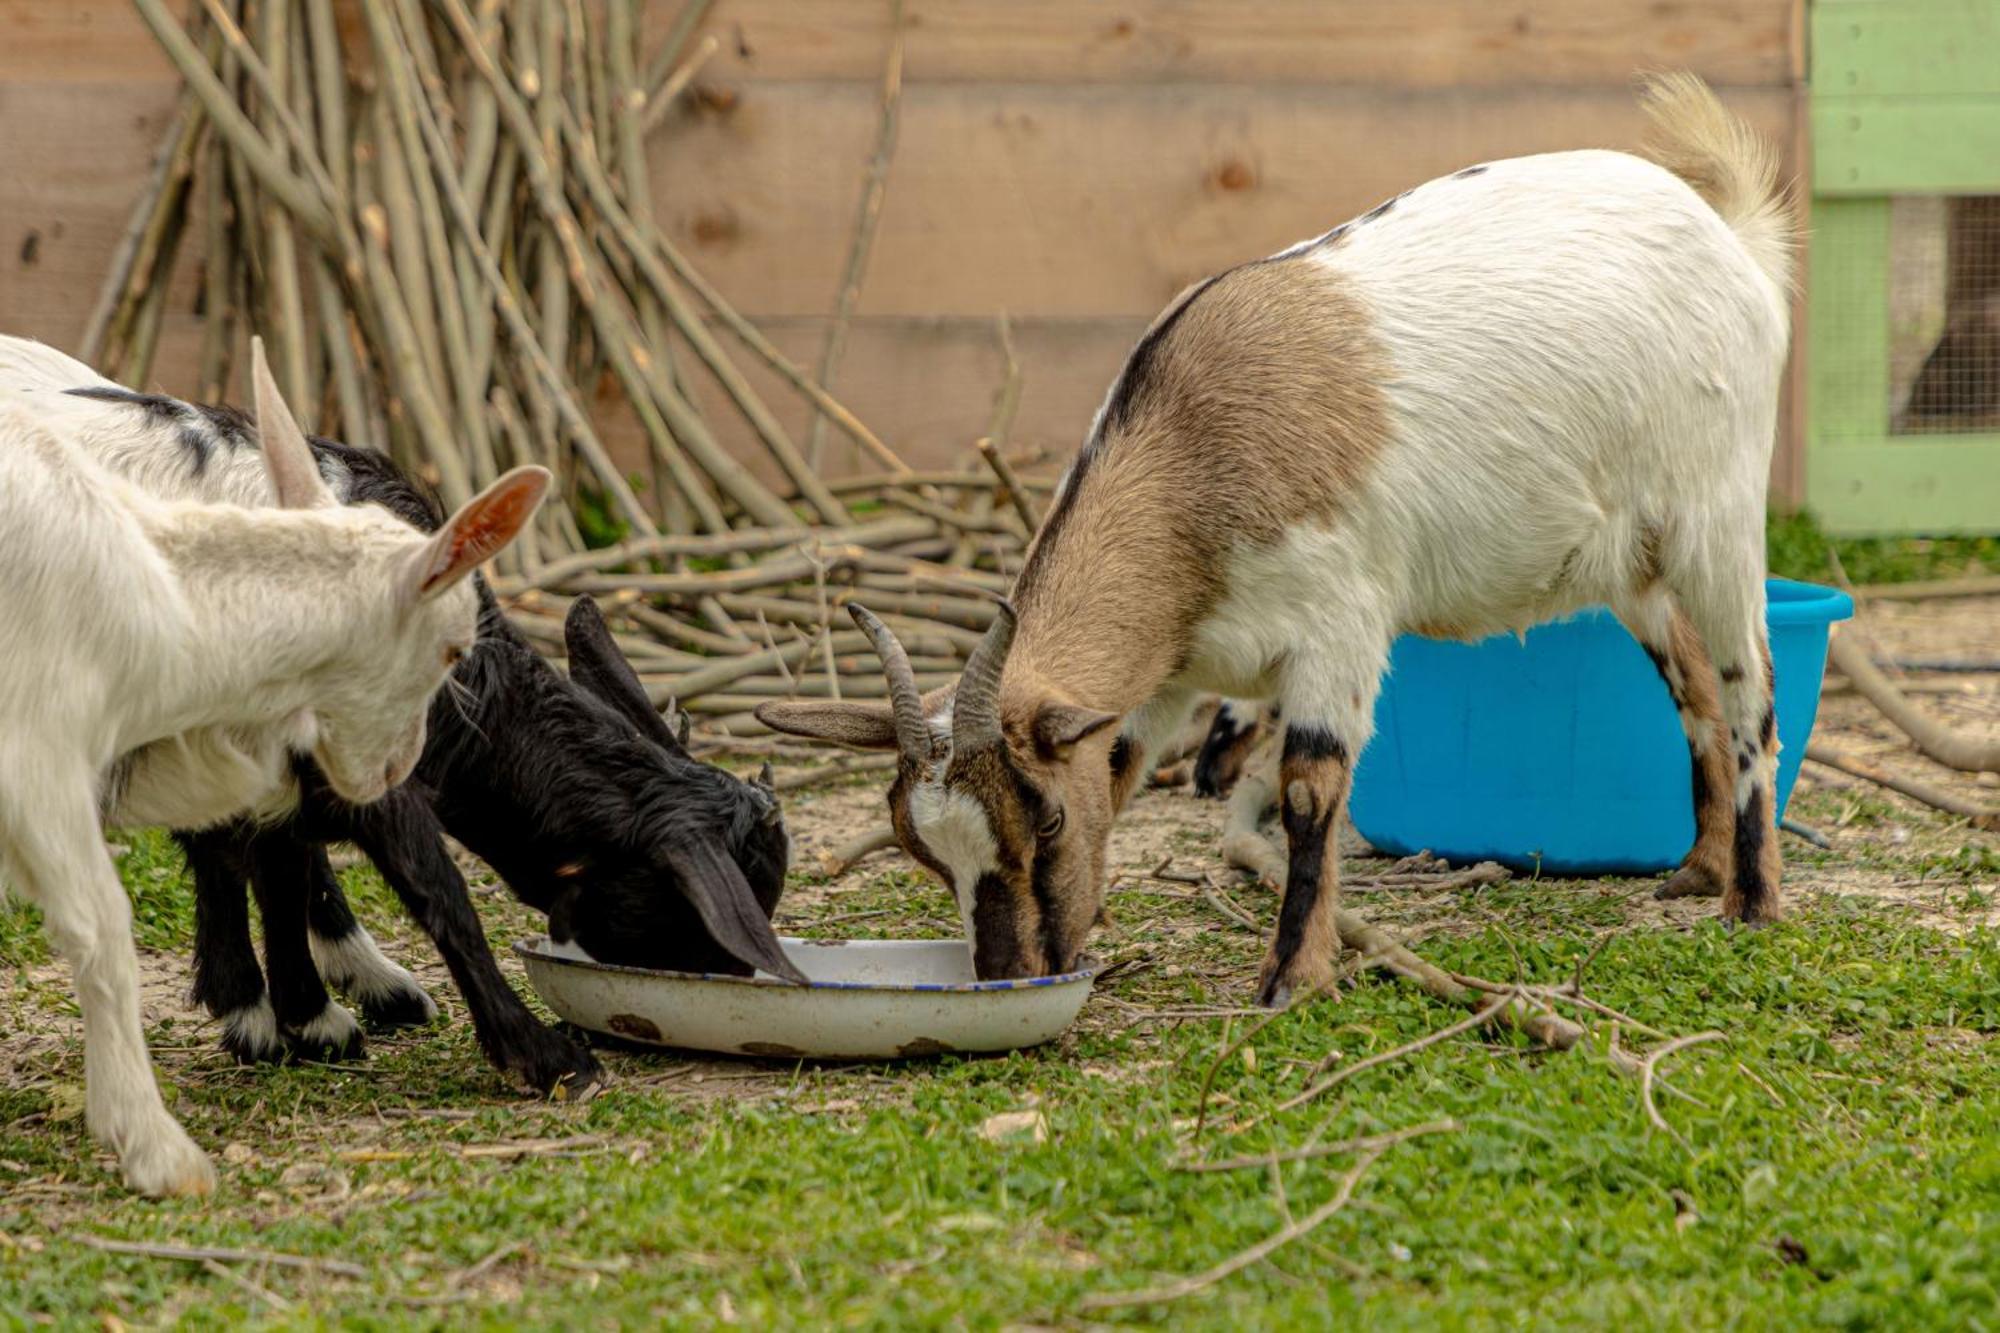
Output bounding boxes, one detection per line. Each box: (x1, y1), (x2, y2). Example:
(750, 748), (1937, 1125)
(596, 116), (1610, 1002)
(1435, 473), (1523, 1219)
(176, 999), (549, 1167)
(247, 829), (365, 1063)
(181, 826), (286, 1064)
(328, 786), (605, 1096)
(301, 847), (438, 1028)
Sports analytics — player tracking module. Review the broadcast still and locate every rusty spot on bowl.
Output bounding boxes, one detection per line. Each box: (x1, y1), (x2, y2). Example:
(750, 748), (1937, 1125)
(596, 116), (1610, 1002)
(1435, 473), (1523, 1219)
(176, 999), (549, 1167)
(606, 1013), (663, 1042)
(740, 1041), (807, 1058)
(897, 1037), (953, 1057)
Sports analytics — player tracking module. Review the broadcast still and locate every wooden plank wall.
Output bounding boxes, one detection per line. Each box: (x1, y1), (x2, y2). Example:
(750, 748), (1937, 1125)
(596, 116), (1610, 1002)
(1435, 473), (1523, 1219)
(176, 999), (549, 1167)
(0, 0), (1807, 493)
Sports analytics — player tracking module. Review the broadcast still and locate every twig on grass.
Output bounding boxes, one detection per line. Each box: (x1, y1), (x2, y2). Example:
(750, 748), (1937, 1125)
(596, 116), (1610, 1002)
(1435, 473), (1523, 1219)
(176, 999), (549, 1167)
(1828, 632), (2000, 773)
(1635, 1030), (1727, 1152)
(1805, 744), (1999, 829)
(817, 825), (900, 876)
(1281, 994), (1516, 1111)
(770, 754), (898, 793)
(443, 1238), (527, 1291)
(201, 1258), (294, 1311)
(1780, 816), (1833, 849)
(1201, 883), (1262, 933)
(1179, 1118), (1461, 1174)
(1080, 1136), (1429, 1311)
(76, 1234), (367, 1280)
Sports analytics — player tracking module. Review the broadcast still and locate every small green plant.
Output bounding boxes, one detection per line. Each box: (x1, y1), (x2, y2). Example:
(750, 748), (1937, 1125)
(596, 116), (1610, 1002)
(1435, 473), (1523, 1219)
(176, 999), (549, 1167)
(1767, 508), (1999, 586)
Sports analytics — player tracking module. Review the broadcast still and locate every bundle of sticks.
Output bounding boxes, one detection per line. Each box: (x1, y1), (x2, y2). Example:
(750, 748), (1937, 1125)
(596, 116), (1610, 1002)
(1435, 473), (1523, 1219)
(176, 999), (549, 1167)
(102, 0), (1039, 734)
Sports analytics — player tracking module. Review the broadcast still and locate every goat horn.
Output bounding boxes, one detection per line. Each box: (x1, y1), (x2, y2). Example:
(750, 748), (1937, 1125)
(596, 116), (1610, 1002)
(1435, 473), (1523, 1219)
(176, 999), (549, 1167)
(951, 598), (1016, 756)
(847, 604), (931, 764)
(755, 761), (774, 790)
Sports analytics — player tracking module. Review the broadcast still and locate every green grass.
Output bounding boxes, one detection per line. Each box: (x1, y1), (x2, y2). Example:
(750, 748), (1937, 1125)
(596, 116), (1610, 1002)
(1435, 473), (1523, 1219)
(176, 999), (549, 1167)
(1766, 509), (2000, 587)
(5, 801), (2000, 1330)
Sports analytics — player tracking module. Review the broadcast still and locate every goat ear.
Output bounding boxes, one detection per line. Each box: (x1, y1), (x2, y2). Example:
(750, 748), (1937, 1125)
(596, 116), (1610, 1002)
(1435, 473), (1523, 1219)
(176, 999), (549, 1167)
(406, 465), (551, 602)
(250, 336), (333, 510)
(563, 595), (685, 752)
(754, 699), (902, 750)
(1033, 702), (1120, 758)
(665, 839), (807, 984)
(755, 684), (955, 753)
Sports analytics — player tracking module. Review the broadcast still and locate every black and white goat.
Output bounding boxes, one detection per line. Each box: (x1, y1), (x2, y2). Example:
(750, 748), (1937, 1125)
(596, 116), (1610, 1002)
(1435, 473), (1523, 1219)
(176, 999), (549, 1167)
(0, 342), (544, 1193)
(760, 76), (1796, 1006)
(0, 337), (799, 1094)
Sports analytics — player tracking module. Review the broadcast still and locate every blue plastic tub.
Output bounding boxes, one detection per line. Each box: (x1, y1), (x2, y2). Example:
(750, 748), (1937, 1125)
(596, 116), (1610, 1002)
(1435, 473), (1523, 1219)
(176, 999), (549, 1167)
(1347, 578), (1854, 875)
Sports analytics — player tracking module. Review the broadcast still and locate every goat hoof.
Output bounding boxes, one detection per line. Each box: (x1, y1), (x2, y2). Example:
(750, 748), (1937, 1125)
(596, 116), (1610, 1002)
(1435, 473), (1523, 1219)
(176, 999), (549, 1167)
(356, 982), (439, 1030)
(118, 1118), (216, 1198)
(516, 1037), (605, 1099)
(1654, 864), (1726, 900)
(1719, 891), (1782, 928)
(282, 1002), (366, 1063)
(218, 997), (286, 1065)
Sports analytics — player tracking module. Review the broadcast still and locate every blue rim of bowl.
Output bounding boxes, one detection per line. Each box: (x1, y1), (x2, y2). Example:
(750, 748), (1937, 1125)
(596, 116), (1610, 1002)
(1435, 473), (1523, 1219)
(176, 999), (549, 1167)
(512, 937), (1100, 992)
(1765, 577), (1855, 626)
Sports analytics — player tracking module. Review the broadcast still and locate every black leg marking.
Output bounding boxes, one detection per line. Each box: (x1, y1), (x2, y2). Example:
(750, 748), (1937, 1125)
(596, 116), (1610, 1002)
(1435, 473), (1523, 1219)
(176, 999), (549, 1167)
(1258, 723), (1350, 1008)
(248, 831), (363, 1063)
(182, 828), (284, 1064)
(1192, 707), (1248, 798)
(1283, 723), (1349, 766)
(1266, 791), (1334, 1005)
(1730, 785), (1770, 918)
(329, 784), (603, 1094)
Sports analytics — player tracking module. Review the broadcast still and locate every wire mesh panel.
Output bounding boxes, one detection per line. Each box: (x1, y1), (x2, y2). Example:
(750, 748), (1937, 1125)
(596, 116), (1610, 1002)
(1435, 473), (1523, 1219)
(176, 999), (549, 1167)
(1889, 196), (2000, 433)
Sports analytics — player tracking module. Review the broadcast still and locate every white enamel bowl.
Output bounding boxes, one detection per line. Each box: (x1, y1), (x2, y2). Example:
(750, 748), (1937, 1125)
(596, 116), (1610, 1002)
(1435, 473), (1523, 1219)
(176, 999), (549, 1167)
(514, 937), (1099, 1060)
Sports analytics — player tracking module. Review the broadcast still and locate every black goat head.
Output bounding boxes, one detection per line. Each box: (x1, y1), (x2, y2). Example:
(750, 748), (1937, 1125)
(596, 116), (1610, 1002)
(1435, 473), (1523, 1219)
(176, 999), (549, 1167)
(558, 597), (800, 983)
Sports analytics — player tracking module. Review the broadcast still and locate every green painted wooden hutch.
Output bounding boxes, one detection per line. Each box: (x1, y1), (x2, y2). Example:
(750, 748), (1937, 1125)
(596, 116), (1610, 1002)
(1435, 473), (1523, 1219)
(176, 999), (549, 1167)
(1808, 0), (2000, 534)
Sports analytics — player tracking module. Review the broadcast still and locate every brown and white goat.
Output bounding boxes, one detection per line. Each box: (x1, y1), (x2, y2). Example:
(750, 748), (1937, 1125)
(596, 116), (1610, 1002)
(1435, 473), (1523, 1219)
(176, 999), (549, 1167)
(761, 76), (1796, 1006)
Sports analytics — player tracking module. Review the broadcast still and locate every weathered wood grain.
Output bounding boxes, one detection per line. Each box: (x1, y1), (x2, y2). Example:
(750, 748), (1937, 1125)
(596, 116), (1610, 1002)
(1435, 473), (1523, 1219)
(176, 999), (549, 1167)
(650, 81), (1796, 319)
(657, 0), (1793, 88)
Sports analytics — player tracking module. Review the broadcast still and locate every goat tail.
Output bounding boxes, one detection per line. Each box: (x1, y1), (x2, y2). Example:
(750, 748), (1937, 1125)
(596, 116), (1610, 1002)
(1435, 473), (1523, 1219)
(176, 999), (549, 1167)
(1637, 71), (1796, 294)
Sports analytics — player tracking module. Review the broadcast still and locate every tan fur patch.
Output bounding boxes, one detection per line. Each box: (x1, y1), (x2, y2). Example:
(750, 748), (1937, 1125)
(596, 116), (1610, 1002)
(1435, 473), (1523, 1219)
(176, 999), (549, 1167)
(1012, 258), (1393, 706)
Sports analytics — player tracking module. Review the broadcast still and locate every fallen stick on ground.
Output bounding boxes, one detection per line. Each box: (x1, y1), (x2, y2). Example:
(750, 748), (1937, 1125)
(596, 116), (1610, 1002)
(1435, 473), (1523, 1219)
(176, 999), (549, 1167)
(1779, 816), (1832, 849)
(75, 1234), (367, 1280)
(771, 754), (899, 794)
(1851, 575), (2000, 602)
(1632, 1030), (1727, 1152)
(1080, 1132), (1437, 1311)
(1279, 993), (1517, 1111)
(818, 826), (899, 876)
(201, 1258), (293, 1312)
(1828, 632), (2000, 773)
(1805, 744), (1999, 830)
(1179, 1119), (1461, 1174)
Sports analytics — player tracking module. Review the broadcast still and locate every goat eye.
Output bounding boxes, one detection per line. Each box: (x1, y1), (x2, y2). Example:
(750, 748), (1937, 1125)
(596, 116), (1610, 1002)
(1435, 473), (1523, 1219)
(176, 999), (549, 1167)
(1038, 809), (1064, 840)
(443, 644), (466, 668)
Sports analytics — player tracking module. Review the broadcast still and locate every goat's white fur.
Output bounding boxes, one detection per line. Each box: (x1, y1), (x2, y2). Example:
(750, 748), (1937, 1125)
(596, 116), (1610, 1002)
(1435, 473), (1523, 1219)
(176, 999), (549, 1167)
(0, 345), (542, 1194)
(872, 94), (1795, 979)
(311, 925), (438, 1021)
(1, 336), (432, 1019)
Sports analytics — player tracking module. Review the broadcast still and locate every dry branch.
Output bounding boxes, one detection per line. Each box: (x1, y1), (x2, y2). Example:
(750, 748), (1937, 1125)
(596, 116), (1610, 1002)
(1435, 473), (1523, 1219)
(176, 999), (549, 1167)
(1805, 744), (2000, 829)
(1827, 631), (2000, 773)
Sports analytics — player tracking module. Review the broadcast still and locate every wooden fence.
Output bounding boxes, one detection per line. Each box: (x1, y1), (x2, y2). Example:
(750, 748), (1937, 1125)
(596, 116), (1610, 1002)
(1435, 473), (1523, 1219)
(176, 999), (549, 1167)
(0, 0), (1807, 491)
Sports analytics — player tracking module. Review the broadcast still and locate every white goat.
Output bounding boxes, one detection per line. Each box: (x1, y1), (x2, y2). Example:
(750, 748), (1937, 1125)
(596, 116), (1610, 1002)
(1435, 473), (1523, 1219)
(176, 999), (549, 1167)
(0, 342), (545, 1194)
(761, 75), (1795, 1006)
